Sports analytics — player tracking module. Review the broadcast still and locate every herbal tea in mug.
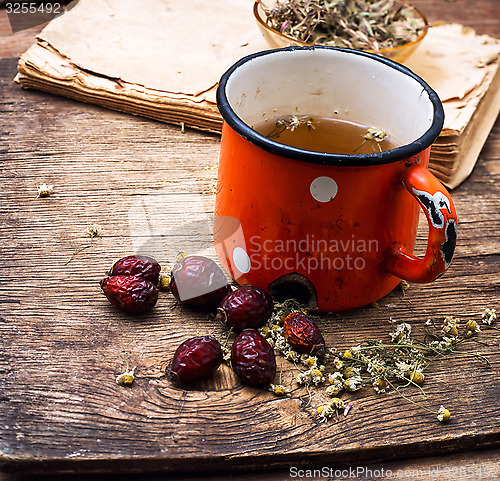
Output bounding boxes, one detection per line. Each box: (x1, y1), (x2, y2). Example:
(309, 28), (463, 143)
(253, 115), (399, 155)
(215, 47), (457, 312)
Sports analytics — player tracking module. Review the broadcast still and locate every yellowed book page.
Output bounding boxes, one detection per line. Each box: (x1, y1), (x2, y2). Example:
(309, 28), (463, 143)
(36, 0), (268, 102)
(404, 23), (500, 135)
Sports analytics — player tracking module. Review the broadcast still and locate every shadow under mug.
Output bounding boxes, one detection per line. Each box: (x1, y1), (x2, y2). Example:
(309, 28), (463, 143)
(214, 47), (457, 312)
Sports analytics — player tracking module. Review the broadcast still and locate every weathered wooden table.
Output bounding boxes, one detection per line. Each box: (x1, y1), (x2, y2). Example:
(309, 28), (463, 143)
(1, 1), (499, 479)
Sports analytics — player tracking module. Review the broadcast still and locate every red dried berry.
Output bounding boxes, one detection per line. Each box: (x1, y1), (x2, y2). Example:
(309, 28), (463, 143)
(169, 255), (232, 307)
(169, 336), (223, 385)
(231, 329), (276, 388)
(283, 312), (325, 356)
(109, 255), (161, 285)
(100, 275), (158, 315)
(216, 286), (273, 331)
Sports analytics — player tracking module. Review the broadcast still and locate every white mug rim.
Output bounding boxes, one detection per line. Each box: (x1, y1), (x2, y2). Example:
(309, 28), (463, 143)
(216, 46), (444, 167)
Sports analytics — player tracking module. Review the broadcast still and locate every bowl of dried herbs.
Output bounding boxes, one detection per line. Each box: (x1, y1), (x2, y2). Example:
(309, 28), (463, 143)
(254, 0), (428, 62)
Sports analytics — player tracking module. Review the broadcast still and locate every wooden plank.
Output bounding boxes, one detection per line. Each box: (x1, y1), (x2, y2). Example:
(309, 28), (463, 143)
(0, 56), (499, 476)
(0, 9), (45, 59)
(411, 0), (500, 37)
(1, 1), (500, 476)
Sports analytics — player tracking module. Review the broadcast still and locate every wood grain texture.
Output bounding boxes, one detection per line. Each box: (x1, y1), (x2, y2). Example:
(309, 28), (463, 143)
(1, 0), (500, 477)
(410, 0), (500, 37)
(0, 10), (45, 59)
(0, 56), (499, 476)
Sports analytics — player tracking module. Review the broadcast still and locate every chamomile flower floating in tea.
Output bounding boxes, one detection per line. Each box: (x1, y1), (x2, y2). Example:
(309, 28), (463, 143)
(354, 128), (388, 152)
(262, 0), (427, 53)
(254, 115), (396, 154)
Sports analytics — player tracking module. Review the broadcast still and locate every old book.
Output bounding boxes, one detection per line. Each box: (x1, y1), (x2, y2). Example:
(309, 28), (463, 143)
(15, 0), (269, 133)
(404, 23), (500, 188)
(14, 1), (500, 188)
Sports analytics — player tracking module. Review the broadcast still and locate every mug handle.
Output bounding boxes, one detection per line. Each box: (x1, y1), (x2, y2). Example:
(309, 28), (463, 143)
(384, 164), (458, 283)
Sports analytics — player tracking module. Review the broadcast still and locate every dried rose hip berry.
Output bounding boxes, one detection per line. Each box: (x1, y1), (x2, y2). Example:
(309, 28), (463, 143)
(169, 255), (231, 308)
(216, 286), (273, 331)
(169, 336), (223, 385)
(109, 255), (161, 285)
(100, 275), (158, 315)
(231, 329), (276, 388)
(283, 312), (325, 356)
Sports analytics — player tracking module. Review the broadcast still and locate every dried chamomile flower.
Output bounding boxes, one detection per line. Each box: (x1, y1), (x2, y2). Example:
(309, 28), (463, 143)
(322, 347), (337, 363)
(442, 316), (459, 337)
(430, 336), (454, 350)
(222, 348), (232, 363)
(295, 370), (311, 385)
(326, 381), (343, 397)
(437, 405), (451, 422)
(301, 355), (318, 368)
(482, 308), (497, 325)
(330, 397), (345, 411)
(343, 375), (363, 392)
(390, 322), (412, 343)
(332, 358), (344, 371)
(317, 398), (349, 422)
(364, 128), (387, 142)
(296, 366), (326, 386)
(158, 274), (171, 291)
(317, 403), (336, 423)
(269, 299), (303, 326)
(116, 358), (136, 387)
(372, 377), (388, 393)
(407, 369), (424, 385)
(284, 349), (300, 363)
(270, 384), (289, 396)
(354, 127), (388, 153)
(274, 336), (289, 353)
(37, 183), (53, 198)
(400, 280), (410, 295)
(367, 359), (386, 377)
(343, 366), (361, 379)
(394, 361), (413, 379)
(310, 368), (325, 385)
(465, 320), (481, 337)
(350, 345), (362, 357)
(259, 326), (271, 337)
(65, 223), (103, 266)
(289, 115), (301, 131)
(86, 224), (102, 238)
(271, 324), (283, 335)
(328, 371), (344, 385)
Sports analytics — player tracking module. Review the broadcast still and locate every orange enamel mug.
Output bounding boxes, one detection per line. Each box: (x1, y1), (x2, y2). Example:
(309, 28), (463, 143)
(214, 47), (457, 312)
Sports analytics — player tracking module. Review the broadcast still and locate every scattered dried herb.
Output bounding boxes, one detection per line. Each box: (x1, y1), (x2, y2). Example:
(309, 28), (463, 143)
(65, 224), (102, 265)
(263, 0), (426, 52)
(37, 183), (53, 198)
(116, 356), (136, 387)
(259, 300), (498, 423)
